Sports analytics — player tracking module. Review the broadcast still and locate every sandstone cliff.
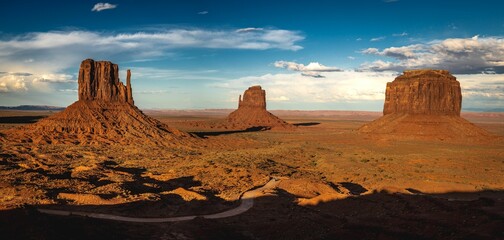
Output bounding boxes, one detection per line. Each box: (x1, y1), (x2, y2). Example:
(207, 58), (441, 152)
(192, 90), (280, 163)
(383, 70), (461, 115)
(78, 59), (134, 104)
(360, 69), (492, 141)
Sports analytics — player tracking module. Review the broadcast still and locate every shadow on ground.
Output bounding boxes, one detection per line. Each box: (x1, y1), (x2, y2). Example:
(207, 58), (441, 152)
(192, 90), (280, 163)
(0, 116), (46, 124)
(0, 185), (502, 240)
(293, 122), (321, 127)
(190, 126), (270, 138)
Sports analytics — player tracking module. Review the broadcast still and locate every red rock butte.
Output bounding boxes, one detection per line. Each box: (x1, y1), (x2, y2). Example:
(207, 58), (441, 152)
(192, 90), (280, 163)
(225, 86), (293, 130)
(383, 69), (461, 116)
(359, 70), (492, 141)
(78, 59), (134, 104)
(7, 59), (191, 146)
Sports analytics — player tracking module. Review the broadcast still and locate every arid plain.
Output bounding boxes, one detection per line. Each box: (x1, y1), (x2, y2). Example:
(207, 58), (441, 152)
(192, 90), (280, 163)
(0, 108), (503, 239)
(1, 62), (503, 239)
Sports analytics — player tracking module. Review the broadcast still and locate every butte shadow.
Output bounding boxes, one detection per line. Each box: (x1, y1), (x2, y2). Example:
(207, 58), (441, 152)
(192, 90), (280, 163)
(359, 69), (495, 142)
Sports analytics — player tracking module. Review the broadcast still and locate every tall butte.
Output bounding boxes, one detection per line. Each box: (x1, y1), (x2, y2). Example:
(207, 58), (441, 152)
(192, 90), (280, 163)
(359, 69), (492, 141)
(8, 59), (190, 145)
(225, 86), (293, 130)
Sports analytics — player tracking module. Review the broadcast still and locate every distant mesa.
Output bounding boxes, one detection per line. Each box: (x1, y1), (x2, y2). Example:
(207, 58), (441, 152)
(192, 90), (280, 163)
(7, 59), (191, 145)
(225, 86), (294, 130)
(359, 69), (493, 141)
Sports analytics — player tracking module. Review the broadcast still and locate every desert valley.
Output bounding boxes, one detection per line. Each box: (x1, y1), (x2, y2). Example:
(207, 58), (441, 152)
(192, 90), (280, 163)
(1, 1), (504, 239)
(0, 59), (502, 239)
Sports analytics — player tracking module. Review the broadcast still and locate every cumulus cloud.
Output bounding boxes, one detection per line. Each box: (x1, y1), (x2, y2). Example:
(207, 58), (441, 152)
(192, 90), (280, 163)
(32, 74), (76, 83)
(92, 3), (117, 12)
(360, 36), (504, 74)
(274, 61), (342, 78)
(0, 74), (28, 92)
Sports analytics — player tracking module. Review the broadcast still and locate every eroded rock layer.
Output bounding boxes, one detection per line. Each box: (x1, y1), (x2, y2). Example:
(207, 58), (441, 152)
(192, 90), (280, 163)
(383, 70), (461, 115)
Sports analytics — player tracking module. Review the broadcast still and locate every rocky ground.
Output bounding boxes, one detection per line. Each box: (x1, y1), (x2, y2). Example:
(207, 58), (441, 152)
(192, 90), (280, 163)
(0, 110), (503, 239)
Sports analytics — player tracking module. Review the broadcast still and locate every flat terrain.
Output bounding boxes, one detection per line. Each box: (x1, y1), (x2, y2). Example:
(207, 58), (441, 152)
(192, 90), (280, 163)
(0, 110), (503, 239)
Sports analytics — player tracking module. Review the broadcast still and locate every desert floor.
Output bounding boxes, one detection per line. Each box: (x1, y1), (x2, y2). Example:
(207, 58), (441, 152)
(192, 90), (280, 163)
(0, 110), (503, 239)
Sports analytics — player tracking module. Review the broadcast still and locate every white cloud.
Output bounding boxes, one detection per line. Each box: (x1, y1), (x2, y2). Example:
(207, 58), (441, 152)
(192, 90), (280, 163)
(456, 73), (504, 100)
(269, 96), (290, 101)
(0, 74), (27, 92)
(32, 73), (76, 83)
(212, 71), (397, 104)
(392, 32), (408, 37)
(236, 28), (264, 33)
(370, 36), (386, 42)
(92, 3), (117, 12)
(274, 61), (342, 78)
(136, 90), (170, 94)
(348, 56), (356, 60)
(361, 36), (504, 74)
(210, 71), (504, 110)
(197, 11), (208, 15)
(0, 27), (303, 93)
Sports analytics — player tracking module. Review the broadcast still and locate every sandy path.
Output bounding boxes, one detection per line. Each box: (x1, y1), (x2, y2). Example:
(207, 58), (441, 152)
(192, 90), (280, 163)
(37, 178), (281, 223)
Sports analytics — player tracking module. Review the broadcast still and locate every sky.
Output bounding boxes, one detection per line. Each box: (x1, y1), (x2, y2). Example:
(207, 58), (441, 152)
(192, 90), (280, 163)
(0, 0), (503, 111)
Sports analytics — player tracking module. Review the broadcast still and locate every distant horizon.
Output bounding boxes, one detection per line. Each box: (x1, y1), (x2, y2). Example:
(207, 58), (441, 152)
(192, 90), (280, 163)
(1, 104), (503, 113)
(1, 0), (503, 110)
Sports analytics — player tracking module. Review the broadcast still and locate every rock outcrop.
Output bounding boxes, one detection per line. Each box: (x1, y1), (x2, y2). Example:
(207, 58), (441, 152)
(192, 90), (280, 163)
(8, 59), (191, 146)
(225, 86), (293, 130)
(238, 86), (267, 109)
(383, 70), (461, 115)
(78, 59), (134, 104)
(359, 70), (492, 141)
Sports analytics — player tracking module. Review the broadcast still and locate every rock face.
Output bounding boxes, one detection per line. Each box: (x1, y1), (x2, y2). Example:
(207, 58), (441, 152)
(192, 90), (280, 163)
(359, 69), (491, 141)
(383, 70), (461, 116)
(78, 59), (134, 104)
(8, 59), (191, 146)
(225, 86), (293, 129)
(238, 86), (266, 109)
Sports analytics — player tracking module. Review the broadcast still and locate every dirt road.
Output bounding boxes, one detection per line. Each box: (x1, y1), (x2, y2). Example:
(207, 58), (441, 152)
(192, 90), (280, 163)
(37, 178), (281, 223)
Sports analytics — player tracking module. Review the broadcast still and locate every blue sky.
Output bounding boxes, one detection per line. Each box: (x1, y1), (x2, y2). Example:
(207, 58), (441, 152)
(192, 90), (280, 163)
(0, 0), (503, 110)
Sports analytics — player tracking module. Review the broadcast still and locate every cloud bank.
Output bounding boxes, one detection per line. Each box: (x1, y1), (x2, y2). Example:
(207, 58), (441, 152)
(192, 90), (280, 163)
(361, 35), (504, 74)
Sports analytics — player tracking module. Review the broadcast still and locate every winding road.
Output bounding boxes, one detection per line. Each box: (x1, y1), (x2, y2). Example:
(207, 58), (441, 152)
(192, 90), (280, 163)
(37, 178), (281, 223)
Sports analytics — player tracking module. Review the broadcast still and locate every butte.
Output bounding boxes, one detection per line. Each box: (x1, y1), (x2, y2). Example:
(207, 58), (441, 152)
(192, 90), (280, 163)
(359, 69), (492, 141)
(224, 86), (294, 130)
(6, 59), (191, 145)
